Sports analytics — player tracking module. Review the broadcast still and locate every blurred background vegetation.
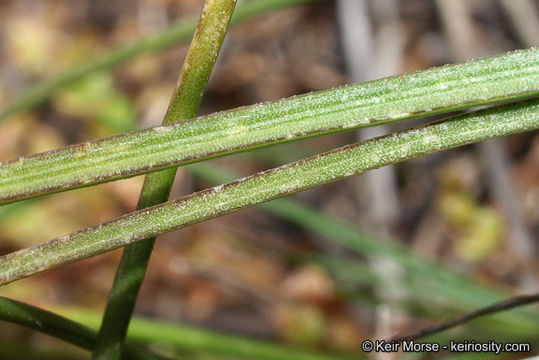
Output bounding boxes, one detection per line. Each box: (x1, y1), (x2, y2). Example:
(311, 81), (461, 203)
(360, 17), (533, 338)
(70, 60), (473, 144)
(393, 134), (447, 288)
(0, 0), (537, 358)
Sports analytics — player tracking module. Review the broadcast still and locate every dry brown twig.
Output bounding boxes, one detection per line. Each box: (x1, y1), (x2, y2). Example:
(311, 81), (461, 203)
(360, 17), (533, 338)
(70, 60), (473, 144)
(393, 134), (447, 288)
(389, 293), (539, 342)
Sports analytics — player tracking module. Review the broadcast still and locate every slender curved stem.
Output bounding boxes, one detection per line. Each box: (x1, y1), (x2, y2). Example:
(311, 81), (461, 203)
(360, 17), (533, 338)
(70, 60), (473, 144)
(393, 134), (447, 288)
(93, 1), (237, 359)
(1, 99), (537, 285)
(1, 47), (537, 205)
(67, 307), (351, 360)
(0, 0), (319, 121)
(0, 296), (343, 360)
(0, 297), (167, 360)
(389, 293), (539, 342)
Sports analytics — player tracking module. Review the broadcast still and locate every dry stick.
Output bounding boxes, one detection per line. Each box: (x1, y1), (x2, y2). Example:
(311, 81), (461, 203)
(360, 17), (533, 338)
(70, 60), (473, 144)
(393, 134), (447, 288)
(389, 293), (539, 342)
(497, 0), (539, 48)
(337, 0), (406, 344)
(437, 0), (537, 289)
(435, 0), (485, 60)
(337, 0), (402, 234)
(92, 1), (237, 359)
(494, 0), (539, 288)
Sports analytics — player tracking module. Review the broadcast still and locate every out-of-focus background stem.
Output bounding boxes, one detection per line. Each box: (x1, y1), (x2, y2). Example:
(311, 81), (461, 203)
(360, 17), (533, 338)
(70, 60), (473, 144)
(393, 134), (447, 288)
(435, 0), (538, 292)
(337, 1), (405, 356)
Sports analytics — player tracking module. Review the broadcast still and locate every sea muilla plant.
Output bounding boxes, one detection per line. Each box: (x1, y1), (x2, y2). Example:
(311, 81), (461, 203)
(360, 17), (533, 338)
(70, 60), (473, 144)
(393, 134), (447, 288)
(0, 0), (538, 359)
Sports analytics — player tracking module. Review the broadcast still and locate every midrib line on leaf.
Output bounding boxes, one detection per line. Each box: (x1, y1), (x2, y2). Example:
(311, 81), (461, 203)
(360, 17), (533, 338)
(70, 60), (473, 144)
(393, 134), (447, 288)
(0, 99), (537, 285)
(0, 48), (537, 204)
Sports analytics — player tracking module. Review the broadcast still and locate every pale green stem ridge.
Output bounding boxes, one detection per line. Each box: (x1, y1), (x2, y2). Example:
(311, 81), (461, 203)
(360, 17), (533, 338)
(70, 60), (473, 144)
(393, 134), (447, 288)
(0, 99), (537, 285)
(1, 47), (538, 205)
(0, 0), (318, 121)
(93, 1), (237, 359)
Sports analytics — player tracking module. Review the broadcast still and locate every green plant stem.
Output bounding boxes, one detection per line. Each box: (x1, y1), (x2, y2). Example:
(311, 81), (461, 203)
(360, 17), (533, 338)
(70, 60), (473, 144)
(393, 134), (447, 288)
(66, 307), (351, 360)
(0, 296), (343, 360)
(1, 100), (537, 285)
(0, 297), (167, 360)
(93, 1), (237, 359)
(0, 0), (319, 121)
(1, 47), (538, 205)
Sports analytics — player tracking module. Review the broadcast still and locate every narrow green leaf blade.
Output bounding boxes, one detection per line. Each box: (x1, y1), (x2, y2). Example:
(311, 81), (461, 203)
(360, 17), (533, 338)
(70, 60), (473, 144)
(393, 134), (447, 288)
(1, 48), (538, 205)
(0, 296), (344, 360)
(0, 297), (166, 360)
(68, 307), (353, 360)
(1, 99), (537, 285)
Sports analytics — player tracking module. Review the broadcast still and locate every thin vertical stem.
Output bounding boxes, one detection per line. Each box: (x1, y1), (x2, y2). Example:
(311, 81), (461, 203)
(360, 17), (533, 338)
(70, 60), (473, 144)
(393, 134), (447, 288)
(92, 1), (237, 359)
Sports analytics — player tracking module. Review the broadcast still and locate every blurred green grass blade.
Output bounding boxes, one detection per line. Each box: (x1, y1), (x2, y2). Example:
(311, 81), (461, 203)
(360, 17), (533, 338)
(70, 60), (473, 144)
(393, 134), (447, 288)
(0, 296), (348, 360)
(94, 1), (238, 358)
(1, 100), (537, 286)
(0, 297), (167, 360)
(0, 0), (319, 121)
(270, 199), (539, 338)
(188, 166), (539, 339)
(1, 48), (538, 205)
(65, 307), (354, 360)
